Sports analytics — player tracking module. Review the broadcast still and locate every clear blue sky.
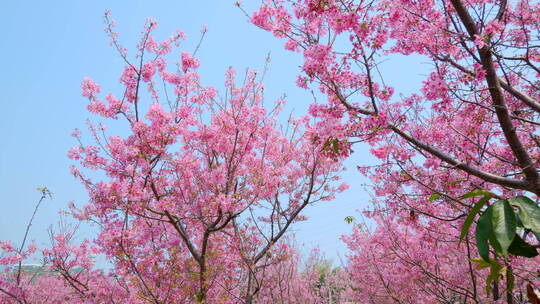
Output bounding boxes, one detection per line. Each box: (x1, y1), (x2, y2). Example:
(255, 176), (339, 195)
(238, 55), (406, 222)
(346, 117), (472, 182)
(0, 1), (426, 264)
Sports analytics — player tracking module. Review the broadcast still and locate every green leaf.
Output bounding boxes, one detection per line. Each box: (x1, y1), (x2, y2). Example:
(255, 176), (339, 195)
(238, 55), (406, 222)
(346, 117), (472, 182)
(485, 259), (504, 296)
(488, 232), (504, 257)
(508, 196), (540, 234)
(344, 216), (355, 224)
(515, 214), (525, 228)
(470, 257), (491, 270)
(461, 189), (496, 200)
(476, 208), (505, 258)
(506, 267), (515, 294)
(332, 139), (339, 153)
(508, 234), (538, 258)
(460, 195), (491, 244)
(429, 193), (440, 201)
(322, 140), (330, 150)
(476, 207), (493, 262)
(491, 199), (516, 257)
(36, 186), (53, 198)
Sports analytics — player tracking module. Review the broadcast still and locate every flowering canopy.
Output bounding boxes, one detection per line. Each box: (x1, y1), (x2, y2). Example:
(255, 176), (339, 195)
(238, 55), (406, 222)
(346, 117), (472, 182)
(250, 0), (540, 302)
(1, 13), (347, 304)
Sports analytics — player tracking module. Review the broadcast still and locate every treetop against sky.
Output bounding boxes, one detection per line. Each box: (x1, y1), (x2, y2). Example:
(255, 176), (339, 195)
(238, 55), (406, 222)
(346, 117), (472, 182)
(0, 1), (389, 262)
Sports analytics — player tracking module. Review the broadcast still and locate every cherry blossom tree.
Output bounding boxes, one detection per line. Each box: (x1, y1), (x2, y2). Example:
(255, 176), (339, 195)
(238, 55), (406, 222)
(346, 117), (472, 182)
(252, 245), (354, 304)
(248, 0), (540, 302)
(1, 12), (348, 304)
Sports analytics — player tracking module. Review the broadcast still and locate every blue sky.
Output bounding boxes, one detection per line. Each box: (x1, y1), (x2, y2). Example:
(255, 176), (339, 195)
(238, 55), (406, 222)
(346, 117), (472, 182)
(0, 1), (426, 264)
